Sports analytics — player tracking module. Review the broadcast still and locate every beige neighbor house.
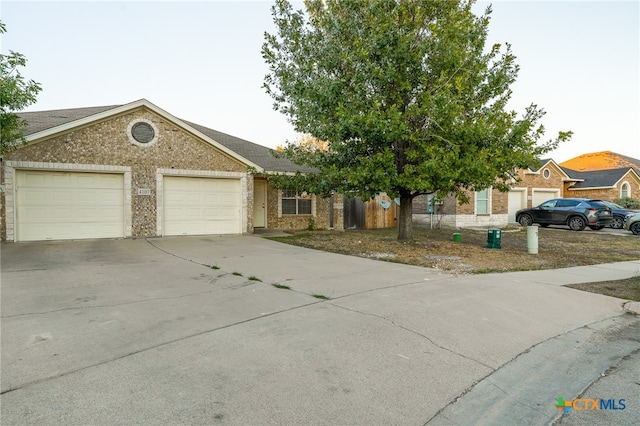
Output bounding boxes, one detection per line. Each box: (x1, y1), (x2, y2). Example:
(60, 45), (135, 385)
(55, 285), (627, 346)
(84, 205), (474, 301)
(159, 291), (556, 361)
(0, 99), (343, 242)
(413, 155), (640, 228)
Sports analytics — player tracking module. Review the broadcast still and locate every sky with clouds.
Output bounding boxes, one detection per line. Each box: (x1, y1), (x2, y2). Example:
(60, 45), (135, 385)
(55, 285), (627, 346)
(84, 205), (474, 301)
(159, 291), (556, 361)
(1, 0), (638, 162)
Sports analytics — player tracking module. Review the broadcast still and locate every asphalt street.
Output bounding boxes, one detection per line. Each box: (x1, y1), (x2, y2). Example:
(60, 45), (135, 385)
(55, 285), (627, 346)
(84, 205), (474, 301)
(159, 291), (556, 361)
(1, 236), (638, 425)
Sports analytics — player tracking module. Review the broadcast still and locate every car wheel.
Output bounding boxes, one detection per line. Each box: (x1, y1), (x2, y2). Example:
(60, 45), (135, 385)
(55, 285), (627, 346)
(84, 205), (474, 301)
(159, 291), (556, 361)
(568, 216), (586, 231)
(589, 225), (604, 230)
(518, 214), (533, 226)
(631, 222), (640, 236)
(610, 216), (624, 229)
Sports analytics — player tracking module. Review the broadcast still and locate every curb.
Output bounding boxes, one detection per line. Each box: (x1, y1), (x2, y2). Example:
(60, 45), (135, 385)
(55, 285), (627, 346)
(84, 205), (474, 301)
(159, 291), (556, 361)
(622, 301), (640, 315)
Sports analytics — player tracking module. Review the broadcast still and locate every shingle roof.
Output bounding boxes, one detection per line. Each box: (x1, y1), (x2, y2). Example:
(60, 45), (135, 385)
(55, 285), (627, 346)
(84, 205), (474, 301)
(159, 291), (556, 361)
(560, 151), (640, 173)
(562, 167), (635, 188)
(17, 104), (313, 173)
(19, 105), (121, 136)
(182, 120), (314, 173)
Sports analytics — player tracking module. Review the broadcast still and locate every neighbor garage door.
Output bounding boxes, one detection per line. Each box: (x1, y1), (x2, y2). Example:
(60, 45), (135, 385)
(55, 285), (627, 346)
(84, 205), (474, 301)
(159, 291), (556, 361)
(16, 170), (125, 241)
(163, 176), (241, 236)
(532, 189), (560, 207)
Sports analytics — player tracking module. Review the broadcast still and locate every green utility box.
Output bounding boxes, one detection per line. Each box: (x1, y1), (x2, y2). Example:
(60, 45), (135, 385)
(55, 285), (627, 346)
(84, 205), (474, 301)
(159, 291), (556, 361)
(486, 228), (501, 249)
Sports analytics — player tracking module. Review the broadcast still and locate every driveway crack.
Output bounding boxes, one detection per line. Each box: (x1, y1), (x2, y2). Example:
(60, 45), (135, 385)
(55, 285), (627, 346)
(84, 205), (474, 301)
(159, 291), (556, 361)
(327, 302), (495, 371)
(0, 299), (323, 395)
(1, 287), (243, 318)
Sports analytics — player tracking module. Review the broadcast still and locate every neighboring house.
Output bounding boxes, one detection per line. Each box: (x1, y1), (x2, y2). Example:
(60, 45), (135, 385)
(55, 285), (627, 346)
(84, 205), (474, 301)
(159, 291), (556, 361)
(559, 151), (640, 200)
(413, 155), (640, 227)
(562, 167), (640, 200)
(0, 99), (343, 242)
(413, 159), (567, 228)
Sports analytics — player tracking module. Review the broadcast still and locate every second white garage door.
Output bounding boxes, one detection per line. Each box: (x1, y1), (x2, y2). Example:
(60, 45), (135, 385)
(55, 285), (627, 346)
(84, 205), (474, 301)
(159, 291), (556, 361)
(163, 176), (241, 236)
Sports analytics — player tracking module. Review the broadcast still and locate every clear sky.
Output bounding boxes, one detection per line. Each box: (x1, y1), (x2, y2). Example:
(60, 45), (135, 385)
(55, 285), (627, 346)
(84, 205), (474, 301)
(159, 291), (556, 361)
(1, 0), (638, 163)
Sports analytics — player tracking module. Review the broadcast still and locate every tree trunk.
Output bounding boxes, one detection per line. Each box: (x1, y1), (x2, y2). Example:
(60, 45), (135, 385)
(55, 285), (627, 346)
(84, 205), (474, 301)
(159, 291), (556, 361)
(397, 193), (413, 241)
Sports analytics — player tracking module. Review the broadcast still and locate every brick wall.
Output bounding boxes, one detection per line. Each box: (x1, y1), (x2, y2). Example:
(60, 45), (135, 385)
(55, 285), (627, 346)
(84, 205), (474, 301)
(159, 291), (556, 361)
(519, 165), (565, 208)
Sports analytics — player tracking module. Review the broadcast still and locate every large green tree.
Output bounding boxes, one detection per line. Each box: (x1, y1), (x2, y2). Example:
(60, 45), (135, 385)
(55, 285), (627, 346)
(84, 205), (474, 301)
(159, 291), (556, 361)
(1, 21), (42, 155)
(262, 0), (571, 240)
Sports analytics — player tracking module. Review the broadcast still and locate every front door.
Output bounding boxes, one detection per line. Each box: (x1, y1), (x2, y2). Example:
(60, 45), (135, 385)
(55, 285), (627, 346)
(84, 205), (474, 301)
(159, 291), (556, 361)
(253, 180), (267, 228)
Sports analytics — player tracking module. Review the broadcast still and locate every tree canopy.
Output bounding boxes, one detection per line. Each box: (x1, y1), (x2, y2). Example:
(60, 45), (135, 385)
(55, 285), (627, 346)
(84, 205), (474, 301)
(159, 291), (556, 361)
(1, 21), (42, 155)
(262, 0), (571, 240)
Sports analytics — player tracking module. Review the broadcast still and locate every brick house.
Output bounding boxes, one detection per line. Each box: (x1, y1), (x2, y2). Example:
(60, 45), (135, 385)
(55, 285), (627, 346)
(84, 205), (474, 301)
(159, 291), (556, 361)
(560, 151), (640, 201)
(562, 167), (640, 200)
(413, 159), (567, 227)
(0, 99), (343, 242)
(413, 156), (640, 227)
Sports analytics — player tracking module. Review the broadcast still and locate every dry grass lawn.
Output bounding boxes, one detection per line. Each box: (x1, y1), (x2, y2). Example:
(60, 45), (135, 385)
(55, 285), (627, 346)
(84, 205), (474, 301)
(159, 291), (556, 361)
(269, 225), (640, 301)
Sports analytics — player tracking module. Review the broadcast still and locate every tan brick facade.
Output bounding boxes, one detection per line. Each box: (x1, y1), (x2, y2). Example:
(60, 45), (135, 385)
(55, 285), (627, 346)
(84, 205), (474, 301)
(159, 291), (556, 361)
(263, 183), (344, 230)
(1, 103), (345, 241)
(1, 107), (251, 240)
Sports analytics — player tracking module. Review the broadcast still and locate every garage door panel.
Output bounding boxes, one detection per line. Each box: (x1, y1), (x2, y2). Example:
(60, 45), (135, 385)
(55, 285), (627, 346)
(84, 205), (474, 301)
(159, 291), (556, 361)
(164, 176), (241, 236)
(16, 170), (124, 241)
(533, 190), (560, 207)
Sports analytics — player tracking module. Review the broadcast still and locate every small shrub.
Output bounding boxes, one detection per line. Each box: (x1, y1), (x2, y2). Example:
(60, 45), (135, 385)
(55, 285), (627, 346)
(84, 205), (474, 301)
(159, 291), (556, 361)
(312, 294), (329, 300)
(614, 197), (640, 209)
(248, 275), (262, 282)
(210, 265), (220, 270)
(232, 272), (243, 276)
(307, 217), (316, 231)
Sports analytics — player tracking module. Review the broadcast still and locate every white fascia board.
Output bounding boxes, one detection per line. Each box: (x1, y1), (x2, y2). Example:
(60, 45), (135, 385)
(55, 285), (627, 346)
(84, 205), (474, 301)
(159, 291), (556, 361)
(567, 186), (614, 191)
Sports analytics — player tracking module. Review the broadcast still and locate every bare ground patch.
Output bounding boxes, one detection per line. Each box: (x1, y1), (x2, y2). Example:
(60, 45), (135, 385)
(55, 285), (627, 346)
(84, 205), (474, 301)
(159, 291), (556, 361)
(269, 225), (640, 300)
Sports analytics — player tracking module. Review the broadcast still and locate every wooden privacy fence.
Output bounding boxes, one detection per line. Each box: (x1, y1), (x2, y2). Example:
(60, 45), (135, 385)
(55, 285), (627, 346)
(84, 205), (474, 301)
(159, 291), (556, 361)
(344, 194), (398, 230)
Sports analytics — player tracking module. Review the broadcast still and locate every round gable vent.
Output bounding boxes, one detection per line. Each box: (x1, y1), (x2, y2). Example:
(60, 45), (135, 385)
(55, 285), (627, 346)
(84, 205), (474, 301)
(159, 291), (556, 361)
(132, 122), (154, 143)
(127, 119), (159, 147)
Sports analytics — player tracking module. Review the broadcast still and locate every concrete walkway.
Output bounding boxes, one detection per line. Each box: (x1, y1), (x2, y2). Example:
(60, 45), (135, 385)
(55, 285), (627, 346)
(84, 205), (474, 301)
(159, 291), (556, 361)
(1, 236), (638, 425)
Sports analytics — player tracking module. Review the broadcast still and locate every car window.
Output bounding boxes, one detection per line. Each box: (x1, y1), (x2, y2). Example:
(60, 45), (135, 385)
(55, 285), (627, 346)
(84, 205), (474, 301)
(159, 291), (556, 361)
(556, 199), (579, 207)
(588, 201), (608, 209)
(540, 200), (557, 208)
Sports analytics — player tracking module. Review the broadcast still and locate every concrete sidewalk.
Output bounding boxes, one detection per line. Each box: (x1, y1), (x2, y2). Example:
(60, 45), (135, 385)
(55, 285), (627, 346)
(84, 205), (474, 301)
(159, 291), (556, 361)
(1, 236), (638, 425)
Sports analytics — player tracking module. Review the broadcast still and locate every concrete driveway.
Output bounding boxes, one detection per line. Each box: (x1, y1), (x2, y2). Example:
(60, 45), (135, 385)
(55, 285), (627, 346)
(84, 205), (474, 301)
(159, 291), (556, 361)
(1, 236), (638, 425)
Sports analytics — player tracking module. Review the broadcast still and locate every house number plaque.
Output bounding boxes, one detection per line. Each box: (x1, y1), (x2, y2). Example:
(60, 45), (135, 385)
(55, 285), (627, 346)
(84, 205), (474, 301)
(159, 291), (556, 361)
(137, 188), (152, 196)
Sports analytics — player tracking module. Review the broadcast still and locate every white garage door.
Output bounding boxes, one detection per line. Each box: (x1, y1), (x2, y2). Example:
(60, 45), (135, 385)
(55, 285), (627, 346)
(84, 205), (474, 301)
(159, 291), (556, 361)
(16, 170), (124, 241)
(163, 176), (241, 236)
(532, 190), (560, 207)
(507, 190), (527, 223)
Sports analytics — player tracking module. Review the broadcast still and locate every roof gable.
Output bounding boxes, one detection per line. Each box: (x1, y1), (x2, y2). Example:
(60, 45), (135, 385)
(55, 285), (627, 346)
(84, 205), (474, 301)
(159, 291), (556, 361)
(526, 158), (571, 179)
(15, 99), (311, 173)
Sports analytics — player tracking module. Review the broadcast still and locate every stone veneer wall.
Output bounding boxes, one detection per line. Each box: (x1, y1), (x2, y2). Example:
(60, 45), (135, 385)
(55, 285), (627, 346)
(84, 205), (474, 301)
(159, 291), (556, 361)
(1, 107), (250, 240)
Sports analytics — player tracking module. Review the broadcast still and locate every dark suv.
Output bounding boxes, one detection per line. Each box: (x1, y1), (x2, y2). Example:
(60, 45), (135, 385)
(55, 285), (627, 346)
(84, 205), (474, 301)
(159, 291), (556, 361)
(516, 198), (613, 231)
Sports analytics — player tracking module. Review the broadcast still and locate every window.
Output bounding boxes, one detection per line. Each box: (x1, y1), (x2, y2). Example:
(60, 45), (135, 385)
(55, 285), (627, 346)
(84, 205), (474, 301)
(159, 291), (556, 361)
(543, 168), (551, 179)
(281, 190), (312, 215)
(557, 199), (579, 208)
(476, 189), (490, 214)
(621, 182), (630, 198)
